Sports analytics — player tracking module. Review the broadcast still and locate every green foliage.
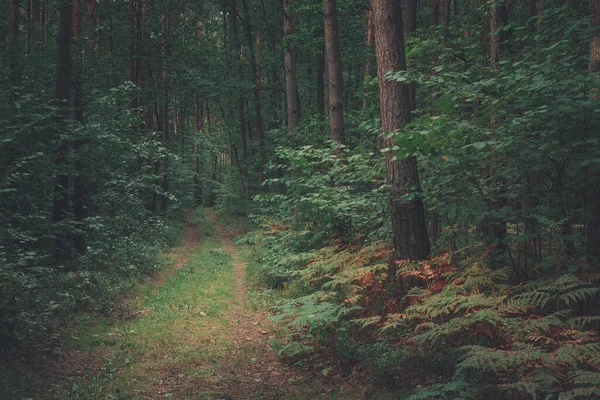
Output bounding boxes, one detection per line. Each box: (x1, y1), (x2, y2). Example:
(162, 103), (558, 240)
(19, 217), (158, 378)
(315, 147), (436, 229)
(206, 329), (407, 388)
(0, 85), (188, 351)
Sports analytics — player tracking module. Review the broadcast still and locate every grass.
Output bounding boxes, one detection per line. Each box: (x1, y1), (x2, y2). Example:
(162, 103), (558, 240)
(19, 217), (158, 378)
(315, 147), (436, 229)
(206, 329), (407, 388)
(45, 235), (236, 399)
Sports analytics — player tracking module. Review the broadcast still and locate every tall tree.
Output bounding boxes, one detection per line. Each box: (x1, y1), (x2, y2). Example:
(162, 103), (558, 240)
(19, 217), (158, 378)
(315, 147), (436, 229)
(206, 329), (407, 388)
(53, 0), (74, 259)
(587, 0), (600, 263)
(324, 0), (345, 143)
(72, 0), (86, 254)
(240, 0), (266, 182)
(362, 9), (374, 110)
(283, 0), (301, 129)
(160, 7), (170, 212)
(371, 0), (430, 266)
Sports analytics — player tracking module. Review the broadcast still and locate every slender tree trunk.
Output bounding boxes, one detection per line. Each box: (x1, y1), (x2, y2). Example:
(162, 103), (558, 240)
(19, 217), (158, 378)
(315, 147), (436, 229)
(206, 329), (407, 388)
(26, 0), (31, 46)
(72, 0), (86, 254)
(53, 0), (74, 259)
(490, 1), (508, 73)
(317, 43), (326, 118)
(10, 0), (20, 78)
(73, 0), (83, 123)
(160, 9), (169, 212)
(241, 0), (266, 182)
(430, 0), (440, 26)
(194, 95), (203, 203)
(44, 0), (49, 46)
(371, 0), (430, 267)
(587, 0), (600, 264)
(527, 0), (537, 31)
(31, 0), (40, 44)
(129, 0), (138, 109)
(87, 0), (98, 55)
(324, 0), (345, 143)
(363, 9), (374, 110)
(283, 0), (301, 129)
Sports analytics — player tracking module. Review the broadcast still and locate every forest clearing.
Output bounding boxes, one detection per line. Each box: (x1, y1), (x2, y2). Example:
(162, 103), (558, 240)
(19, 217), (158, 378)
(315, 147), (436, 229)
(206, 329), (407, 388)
(2, 0), (600, 398)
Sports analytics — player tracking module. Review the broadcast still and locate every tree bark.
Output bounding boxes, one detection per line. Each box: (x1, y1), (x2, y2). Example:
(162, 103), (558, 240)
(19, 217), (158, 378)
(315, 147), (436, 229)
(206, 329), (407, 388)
(430, 0), (440, 26)
(129, 0), (138, 109)
(490, 1), (508, 72)
(160, 9), (169, 212)
(324, 0), (345, 143)
(362, 9), (374, 110)
(587, 0), (600, 264)
(53, 0), (74, 259)
(317, 43), (326, 118)
(230, 2), (250, 197)
(283, 0), (301, 129)
(31, 0), (40, 44)
(241, 0), (266, 182)
(72, 0), (86, 254)
(371, 0), (430, 265)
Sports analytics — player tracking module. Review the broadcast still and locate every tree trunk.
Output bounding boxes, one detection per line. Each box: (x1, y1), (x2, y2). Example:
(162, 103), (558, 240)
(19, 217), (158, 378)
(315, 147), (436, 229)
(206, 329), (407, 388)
(371, 0), (430, 267)
(31, 0), (40, 44)
(363, 9), (374, 110)
(53, 0), (74, 260)
(73, 0), (84, 123)
(87, 0), (98, 55)
(490, 1), (508, 73)
(430, 0), (440, 26)
(26, 0), (31, 46)
(324, 0), (345, 143)
(8, 0), (21, 104)
(317, 43), (326, 118)
(403, 0), (417, 35)
(283, 0), (301, 129)
(527, 0), (536, 31)
(194, 95), (203, 203)
(160, 9), (169, 212)
(587, 0), (600, 264)
(129, 0), (137, 109)
(240, 0), (266, 184)
(72, 0), (86, 255)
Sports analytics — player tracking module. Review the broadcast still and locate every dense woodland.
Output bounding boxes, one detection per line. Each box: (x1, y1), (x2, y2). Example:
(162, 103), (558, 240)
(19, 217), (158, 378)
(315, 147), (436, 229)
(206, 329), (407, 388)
(1, 0), (600, 397)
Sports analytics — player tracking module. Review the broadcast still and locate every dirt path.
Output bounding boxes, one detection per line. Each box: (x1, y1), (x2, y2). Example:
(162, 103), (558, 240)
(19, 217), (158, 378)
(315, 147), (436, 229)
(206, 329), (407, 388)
(207, 211), (310, 399)
(40, 209), (365, 400)
(153, 209), (201, 287)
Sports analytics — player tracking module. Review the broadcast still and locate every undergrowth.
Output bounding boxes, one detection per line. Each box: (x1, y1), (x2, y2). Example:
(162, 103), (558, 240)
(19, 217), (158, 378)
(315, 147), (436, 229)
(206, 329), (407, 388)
(247, 221), (600, 399)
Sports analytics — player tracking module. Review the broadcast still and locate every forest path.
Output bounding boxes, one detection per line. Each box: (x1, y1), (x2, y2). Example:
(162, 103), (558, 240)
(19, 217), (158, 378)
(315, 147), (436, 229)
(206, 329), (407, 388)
(47, 209), (361, 399)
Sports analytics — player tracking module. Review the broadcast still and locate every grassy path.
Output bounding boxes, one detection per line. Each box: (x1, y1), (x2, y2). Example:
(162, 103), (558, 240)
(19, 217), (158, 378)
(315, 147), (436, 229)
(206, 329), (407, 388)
(45, 209), (361, 399)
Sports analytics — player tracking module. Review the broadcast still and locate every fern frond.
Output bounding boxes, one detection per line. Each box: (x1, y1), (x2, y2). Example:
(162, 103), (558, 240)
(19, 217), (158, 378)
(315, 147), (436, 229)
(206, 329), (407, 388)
(406, 380), (479, 400)
(568, 316), (600, 330)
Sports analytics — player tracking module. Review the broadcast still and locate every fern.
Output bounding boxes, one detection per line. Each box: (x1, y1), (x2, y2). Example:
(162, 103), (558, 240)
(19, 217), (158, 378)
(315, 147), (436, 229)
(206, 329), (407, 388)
(406, 380), (479, 400)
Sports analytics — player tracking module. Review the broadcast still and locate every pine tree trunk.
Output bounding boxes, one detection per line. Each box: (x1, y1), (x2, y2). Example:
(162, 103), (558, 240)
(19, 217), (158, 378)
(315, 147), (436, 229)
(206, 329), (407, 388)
(160, 9), (169, 212)
(129, 0), (137, 109)
(324, 0), (345, 143)
(53, 0), (74, 259)
(587, 0), (600, 264)
(430, 0), (440, 26)
(72, 0), (86, 255)
(283, 0), (301, 129)
(31, 0), (40, 44)
(371, 0), (430, 266)
(317, 43), (326, 118)
(241, 0), (266, 183)
(362, 9), (374, 110)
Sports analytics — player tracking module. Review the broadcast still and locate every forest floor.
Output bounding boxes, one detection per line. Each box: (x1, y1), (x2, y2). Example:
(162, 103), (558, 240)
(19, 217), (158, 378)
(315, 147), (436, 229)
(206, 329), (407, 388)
(35, 209), (367, 399)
